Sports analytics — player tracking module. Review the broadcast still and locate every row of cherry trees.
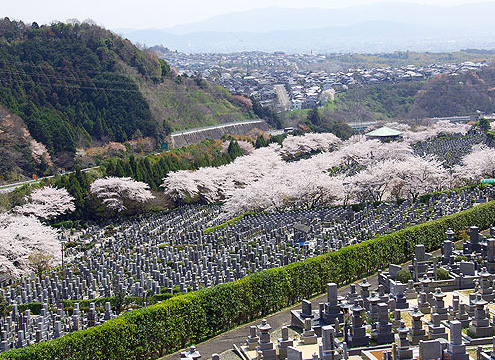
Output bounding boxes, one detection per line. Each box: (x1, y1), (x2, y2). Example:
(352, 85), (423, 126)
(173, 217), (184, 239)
(161, 122), (494, 218)
(1, 121), (491, 278)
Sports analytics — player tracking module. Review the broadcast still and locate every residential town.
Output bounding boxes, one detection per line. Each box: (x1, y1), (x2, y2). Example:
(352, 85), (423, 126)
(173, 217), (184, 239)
(160, 50), (489, 111)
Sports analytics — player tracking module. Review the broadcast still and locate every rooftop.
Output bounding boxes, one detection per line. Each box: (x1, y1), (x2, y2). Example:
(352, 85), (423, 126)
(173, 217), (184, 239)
(365, 126), (403, 137)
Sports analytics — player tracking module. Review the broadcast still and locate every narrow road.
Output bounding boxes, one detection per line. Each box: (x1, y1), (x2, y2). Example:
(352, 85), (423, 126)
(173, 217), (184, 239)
(0, 166), (99, 193)
(274, 84), (290, 112)
(159, 278), (378, 360)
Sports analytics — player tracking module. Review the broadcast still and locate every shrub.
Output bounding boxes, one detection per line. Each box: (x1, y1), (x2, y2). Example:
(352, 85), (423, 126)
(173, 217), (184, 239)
(396, 269), (412, 283)
(437, 268), (450, 280)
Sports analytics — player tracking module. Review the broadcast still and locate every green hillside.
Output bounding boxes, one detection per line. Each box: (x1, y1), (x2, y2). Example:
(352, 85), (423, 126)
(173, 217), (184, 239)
(410, 67), (495, 117)
(325, 66), (495, 123)
(0, 19), (253, 178)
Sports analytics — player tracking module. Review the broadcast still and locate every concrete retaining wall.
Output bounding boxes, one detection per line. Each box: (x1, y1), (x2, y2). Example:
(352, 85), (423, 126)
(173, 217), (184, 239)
(169, 120), (270, 149)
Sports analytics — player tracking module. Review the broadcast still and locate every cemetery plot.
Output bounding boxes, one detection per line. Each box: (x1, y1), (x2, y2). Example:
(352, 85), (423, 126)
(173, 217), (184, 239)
(0, 123), (493, 354)
(0, 185), (493, 352)
(232, 226), (495, 360)
(411, 132), (484, 168)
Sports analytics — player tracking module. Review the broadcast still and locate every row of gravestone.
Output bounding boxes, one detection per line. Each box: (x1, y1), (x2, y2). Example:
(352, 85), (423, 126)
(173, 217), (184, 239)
(4, 186), (490, 308)
(0, 301), (115, 353)
(242, 282), (476, 360)
(0, 187), (493, 352)
(411, 132), (483, 168)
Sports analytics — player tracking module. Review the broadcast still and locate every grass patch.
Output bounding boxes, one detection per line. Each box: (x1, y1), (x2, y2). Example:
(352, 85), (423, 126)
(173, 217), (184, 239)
(203, 211), (257, 234)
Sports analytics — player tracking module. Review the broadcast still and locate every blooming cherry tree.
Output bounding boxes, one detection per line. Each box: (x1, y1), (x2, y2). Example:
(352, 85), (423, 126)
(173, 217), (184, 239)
(0, 213), (60, 279)
(90, 177), (155, 212)
(454, 146), (495, 185)
(14, 186), (75, 220)
(279, 133), (341, 160)
(161, 128), (463, 217)
(402, 121), (470, 145)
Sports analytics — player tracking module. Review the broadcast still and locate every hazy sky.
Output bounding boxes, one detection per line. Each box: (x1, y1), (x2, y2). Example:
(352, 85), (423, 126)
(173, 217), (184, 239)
(3, 0), (495, 29)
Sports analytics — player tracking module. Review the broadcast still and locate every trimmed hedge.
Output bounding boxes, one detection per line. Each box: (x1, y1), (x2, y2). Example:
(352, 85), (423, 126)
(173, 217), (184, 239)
(3, 201), (495, 360)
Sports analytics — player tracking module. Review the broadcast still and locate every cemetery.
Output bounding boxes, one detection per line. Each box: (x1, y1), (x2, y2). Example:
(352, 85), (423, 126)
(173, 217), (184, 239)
(1, 124), (495, 359)
(0, 185), (493, 354)
(229, 227), (495, 360)
(411, 131), (484, 168)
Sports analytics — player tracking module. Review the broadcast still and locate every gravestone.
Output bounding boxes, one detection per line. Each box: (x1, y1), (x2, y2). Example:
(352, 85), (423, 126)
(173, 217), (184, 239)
(445, 321), (469, 360)
(347, 300), (369, 348)
(257, 319), (276, 360)
(277, 326), (293, 359)
(396, 321), (414, 360)
(469, 294), (493, 338)
(408, 307), (427, 345)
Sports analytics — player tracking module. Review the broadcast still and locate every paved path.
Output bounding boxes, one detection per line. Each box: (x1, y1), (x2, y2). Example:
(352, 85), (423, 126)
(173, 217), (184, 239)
(274, 84), (290, 112)
(159, 277), (379, 360)
(159, 248), (442, 360)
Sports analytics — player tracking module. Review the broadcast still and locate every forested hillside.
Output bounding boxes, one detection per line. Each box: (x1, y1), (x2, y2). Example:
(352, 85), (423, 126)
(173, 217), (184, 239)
(410, 67), (495, 117)
(0, 19), (253, 180)
(325, 65), (495, 123)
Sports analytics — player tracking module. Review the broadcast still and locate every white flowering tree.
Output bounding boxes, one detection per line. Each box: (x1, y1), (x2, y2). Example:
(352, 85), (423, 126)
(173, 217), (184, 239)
(14, 186), (75, 220)
(402, 121), (470, 145)
(90, 177), (155, 214)
(393, 155), (448, 201)
(162, 144), (285, 204)
(0, 213), (60, 280)
(454, 146), (495, 185)
(161, 128), (461, 217)
(279, 133), (341, 160)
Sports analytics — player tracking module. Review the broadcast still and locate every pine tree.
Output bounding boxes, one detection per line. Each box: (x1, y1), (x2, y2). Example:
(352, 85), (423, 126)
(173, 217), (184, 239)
(227, 140), (243, 160)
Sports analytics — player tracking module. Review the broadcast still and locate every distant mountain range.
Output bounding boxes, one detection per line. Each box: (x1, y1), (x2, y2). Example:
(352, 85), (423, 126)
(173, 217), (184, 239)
(116, 2), (495, 53)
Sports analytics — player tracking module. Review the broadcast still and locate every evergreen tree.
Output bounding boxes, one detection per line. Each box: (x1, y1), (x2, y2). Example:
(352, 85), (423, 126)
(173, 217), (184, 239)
(307, 108), (321, 127)
(227, 140), (243, 160)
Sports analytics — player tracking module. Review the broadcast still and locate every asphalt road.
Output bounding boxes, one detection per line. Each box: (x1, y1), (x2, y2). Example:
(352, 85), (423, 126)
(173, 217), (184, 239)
(0, 166), (99, 193)
(274, 84), (290, 112)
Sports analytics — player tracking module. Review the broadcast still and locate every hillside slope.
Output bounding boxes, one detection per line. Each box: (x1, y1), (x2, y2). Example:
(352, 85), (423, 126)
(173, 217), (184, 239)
(0, 19), (253, 180)
(410, 67), (495, 117)
(328, 66), (495, 122)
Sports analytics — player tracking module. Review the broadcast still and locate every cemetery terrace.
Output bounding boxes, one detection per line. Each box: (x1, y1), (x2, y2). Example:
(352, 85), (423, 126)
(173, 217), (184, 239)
(0, 185), (493, 353)
(227, 226), (495, 360)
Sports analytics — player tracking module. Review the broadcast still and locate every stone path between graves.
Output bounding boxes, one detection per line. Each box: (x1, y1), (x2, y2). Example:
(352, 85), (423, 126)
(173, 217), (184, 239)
(159, 249), (442, 360)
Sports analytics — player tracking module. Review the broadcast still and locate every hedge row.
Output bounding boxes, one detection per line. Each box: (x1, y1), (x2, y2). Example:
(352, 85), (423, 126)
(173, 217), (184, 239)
(3, 201), (495, 360)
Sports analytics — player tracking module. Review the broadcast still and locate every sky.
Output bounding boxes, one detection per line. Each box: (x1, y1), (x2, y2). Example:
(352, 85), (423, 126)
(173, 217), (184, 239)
(3, 0), (495, 29)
